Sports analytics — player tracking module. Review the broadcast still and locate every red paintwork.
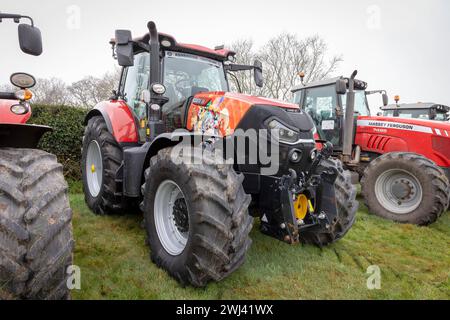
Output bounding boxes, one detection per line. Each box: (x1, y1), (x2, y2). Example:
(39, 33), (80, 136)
(178, 43), (233, 59)
(355, 115), (450, 167)
(94, 100), (139, 143)
(186, 91), (299, 136)
(0, 99), (31, 124)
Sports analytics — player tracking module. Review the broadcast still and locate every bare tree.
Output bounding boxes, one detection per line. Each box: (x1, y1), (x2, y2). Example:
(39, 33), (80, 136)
(69, 68), (121, 108)
(227, 39), (261, 96)
(229, 33), (342, 100)
(0, 83), (15, 96)
(32, 77), (70, 105)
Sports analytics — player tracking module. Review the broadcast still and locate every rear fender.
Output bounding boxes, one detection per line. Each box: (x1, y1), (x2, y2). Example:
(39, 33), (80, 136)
(84, 100), (139, 144)
(0, 123), (52, 148)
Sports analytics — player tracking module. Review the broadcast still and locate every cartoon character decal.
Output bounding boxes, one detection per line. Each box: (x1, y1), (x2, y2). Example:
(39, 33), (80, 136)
(188, 91), (282, 137)
(193, 96), (231, 136)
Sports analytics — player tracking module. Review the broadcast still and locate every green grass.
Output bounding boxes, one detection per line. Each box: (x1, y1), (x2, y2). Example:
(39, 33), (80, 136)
(70, 185), (450, 300)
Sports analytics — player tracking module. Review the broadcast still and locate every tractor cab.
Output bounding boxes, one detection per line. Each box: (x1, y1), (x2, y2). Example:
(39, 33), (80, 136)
(120, 48), (231, 142)
(381, 103), (450, 122)
(111, 28), (263, 143)
(292, 76), (370, 151)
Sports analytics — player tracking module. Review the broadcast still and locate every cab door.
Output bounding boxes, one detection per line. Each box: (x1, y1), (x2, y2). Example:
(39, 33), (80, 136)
(121, 52), (150, 142)
(300, 85), (342, 149)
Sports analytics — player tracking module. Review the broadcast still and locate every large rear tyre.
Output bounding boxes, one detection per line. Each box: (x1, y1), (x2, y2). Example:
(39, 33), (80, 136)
(361, 152), (449, 226)
(82, 116), (124, 215)
(299, 158), (358, 246)
(0, 148), (73, 299)
(142, 147), (253, 287)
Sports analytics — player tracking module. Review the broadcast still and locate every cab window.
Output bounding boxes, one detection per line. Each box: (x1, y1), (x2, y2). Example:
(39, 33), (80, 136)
(341, 90), (369, 116)
(303, 85), (340, 147)
(122, 53), (150, 141)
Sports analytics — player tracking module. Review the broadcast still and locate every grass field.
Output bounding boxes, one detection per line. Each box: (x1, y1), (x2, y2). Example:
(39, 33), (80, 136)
(70, 184), (450, 300)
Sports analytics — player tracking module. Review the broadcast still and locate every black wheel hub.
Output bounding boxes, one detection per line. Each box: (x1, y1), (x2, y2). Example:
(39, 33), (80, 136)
(173, 198), (189, 233)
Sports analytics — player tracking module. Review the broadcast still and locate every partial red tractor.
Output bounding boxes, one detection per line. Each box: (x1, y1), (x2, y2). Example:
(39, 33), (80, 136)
(81, 21), (358, 287)
(0, 13), (73, 300)
(292, 72), (450, 226)
(380, 101), (450, 122)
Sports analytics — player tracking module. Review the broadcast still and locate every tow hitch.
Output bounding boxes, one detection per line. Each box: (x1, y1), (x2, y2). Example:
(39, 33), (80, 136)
(261, 142), (339, 244)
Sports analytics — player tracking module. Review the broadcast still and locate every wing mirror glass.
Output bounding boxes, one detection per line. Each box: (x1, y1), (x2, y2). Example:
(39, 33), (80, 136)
(115, 30), (134, 67)
(336, 79), (347, 95)
(382, 93), (389, 106)
(18, 23), (43, 56)
(254, 59), (263, 88)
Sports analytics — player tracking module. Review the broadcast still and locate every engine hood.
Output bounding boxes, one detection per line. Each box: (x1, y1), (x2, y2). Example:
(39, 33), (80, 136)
(222, 92), (299, 110)
(186, 91), (299, 137)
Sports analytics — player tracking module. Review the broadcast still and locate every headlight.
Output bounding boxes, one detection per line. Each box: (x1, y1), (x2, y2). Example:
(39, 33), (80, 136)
(14, 89), (33, 101)
(151, 83), (166, 95)
(268, 119), (300, 144)
(10, 103), (29, 115)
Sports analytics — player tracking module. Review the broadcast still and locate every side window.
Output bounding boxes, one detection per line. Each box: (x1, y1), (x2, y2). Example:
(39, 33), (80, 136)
(292, 91), (302, 105)
(122, 53), (150, 141)
(303, 85), (340, 147)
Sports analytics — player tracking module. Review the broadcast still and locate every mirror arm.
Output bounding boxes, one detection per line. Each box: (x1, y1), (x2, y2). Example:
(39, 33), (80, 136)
(0, 13), (34, 26)
(225, 64), (255, 72)
(227, 71), (242, 93)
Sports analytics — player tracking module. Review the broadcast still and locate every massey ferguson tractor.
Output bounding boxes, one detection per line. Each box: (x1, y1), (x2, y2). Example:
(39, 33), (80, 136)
(292, 73), (450, 226)
(81, 21), (358, 287)
(0, 13), (73, 299)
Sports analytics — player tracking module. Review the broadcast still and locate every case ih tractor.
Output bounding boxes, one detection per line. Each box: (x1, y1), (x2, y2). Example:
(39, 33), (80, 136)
(0, 13), (73, 299)
(81, 21), (358, 286)
(292, 72), (450, 226)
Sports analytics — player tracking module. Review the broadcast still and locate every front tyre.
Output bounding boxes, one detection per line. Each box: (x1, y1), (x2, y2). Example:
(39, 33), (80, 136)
(142, 147), (253, 287)
(81, 116), (124, 215)
(0, 148), (73, 299)
(361, 152), (449, 226)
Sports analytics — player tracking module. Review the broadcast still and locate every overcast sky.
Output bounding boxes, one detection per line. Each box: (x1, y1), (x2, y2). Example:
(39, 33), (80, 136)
(1, 0), (449, 112)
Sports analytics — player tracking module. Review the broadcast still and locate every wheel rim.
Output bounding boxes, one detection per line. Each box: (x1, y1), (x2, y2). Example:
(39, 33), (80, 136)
(375, 169), (423, 214)
(154, 180), (189, 256)
(86, 140), (103, 197)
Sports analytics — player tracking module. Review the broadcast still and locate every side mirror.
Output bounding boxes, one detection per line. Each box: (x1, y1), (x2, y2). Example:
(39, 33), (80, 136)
(254, 59), (263, 88)
(18, 24), (43, 56)
(430, 109), (437, 120)
(376, 112), (383, 116)
(115, 30), (134, 67)
(336, 79), (347, 95)
(382, 93), (389, 106)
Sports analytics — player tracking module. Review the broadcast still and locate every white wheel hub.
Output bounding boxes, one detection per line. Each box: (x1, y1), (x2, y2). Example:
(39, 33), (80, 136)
(375, 169), (423, 214)
(86, 140), (103, 197)
(154, 180), (189, 256)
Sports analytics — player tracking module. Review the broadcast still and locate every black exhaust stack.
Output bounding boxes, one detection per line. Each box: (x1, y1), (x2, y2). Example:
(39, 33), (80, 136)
(342, 70), (358, 163)
(147, 21), (167, 141)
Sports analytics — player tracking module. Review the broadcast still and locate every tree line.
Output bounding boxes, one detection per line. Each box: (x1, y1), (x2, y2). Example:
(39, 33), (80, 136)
(1, 33), (341, 107)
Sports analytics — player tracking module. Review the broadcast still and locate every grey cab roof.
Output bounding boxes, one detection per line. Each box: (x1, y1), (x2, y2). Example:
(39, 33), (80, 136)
(291, 77), (342, 93)
(381, 103), (450, 111)
(291, 76), (367, 92)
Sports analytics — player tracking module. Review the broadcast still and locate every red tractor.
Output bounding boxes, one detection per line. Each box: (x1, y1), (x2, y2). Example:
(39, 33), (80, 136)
(292, 72), (450, 225)
(81, 21), (358, 286)
(381, 102), (450, 122)
(0, 13), (73, 299)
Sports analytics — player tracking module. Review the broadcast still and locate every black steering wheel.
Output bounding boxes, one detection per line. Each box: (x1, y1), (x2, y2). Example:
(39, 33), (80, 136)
(175, 78), (192, 95)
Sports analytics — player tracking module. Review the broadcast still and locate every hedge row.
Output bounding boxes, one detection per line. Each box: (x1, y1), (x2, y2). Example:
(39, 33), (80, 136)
(30, 105), (87, 180)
